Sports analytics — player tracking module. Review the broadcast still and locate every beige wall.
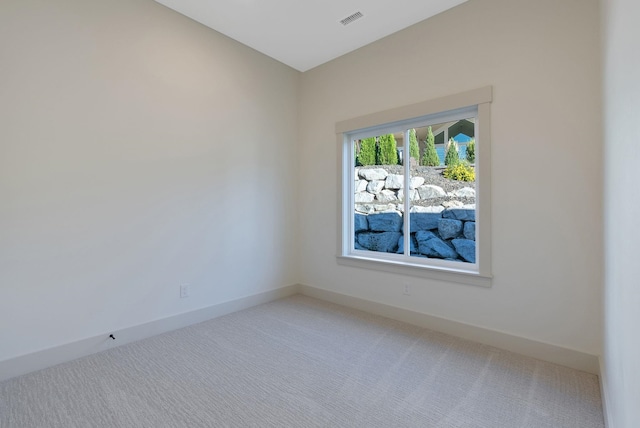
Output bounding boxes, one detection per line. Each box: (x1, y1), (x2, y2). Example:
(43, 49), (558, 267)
(298, 0), (603, 355)
(603, 0), (640, 425)
(0, 0), (299, 361)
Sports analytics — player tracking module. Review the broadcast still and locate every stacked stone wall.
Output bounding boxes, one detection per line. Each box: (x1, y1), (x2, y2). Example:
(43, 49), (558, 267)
(354, 167), (476, 263)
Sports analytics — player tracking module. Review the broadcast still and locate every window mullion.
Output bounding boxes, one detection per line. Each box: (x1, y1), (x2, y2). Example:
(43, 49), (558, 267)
(403, 129), (411, 257)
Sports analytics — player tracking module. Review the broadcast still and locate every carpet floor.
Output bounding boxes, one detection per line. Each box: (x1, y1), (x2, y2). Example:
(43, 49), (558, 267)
(0, 295), (604, 427)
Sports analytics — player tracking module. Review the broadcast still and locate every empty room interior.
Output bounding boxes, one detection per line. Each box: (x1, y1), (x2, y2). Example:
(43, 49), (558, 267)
(1, 0), (638, 426)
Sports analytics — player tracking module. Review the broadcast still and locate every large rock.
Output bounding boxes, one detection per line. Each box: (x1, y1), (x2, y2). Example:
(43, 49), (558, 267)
(376, 190), (397, 203)
(438, 219), (463, 239)
(464, 221), (476, 240)
(409, 211), (442, 232)
(354, 214), (368, 232)
(357, 232), (401, 253)
(410, 177), (425, 189)
(355, 204), (375, 214)
(397, 235), (418, 254)
(385, 174), (404, 189)
(442, 205), (476, 221)
(442, 200), (464, 208)
(374, 203), (397, 212)
(418, 185), (446, 199)
(416, 234), (458, 259)
(355, 180), (368, 193)
(355, 192), (375, 203)
(366, 180), (385, 194)
(411, 205), (445, 214)
(367, 211), (403, 232)
(452, 239), (476, 263)
(415, 230), (437, 247)
(450, 187), (476, 198)
(397, 189), (419, 201)
(358, 168), (388, 181)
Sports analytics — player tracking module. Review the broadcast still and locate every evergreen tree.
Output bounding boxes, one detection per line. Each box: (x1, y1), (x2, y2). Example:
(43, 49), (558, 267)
(444, 138), (460, 166)
(356, 137), (377, 166)
(421, 126), (440, 166)
(408, 129), (420, 163)
(465, 139), (476, 164)
(376, 134), (399, 165)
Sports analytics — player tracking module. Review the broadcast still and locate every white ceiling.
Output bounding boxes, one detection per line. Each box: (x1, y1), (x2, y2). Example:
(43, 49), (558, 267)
(154, 0), (468, 72)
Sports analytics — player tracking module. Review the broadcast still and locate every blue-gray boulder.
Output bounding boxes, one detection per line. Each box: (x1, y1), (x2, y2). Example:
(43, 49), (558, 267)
(416, 233), (458, 259)
(397, 235), (418, 254)
(357, 232), (402, 253)
(438, 219), (463, 239)
(354, 214), (369, 233)
(415, 230), (437, 247)
(464, 221), (476, 240)
(452, 239), (476, 263)
(442, 206), (475, 221)
(368, 212), (403, 232)
(409, 212), (441, 232)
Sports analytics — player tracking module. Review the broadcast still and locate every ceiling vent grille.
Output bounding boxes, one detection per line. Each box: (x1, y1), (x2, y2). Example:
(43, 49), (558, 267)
(340, 11), (364, 26)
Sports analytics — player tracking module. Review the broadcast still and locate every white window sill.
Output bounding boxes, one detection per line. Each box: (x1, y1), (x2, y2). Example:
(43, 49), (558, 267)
(337, 255), (492, 288)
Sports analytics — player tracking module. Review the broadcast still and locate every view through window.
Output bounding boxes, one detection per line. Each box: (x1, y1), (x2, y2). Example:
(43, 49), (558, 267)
(352, 115), (477, 266)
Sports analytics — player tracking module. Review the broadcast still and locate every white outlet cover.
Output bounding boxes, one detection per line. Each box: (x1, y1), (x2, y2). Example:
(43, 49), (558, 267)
(180, 284), (190, 298)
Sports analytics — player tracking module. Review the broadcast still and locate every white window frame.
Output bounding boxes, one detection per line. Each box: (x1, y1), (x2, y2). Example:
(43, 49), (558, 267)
(336, 87), (492, 287)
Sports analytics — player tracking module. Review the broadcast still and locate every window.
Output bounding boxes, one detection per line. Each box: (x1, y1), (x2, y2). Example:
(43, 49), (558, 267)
(336, 87), (492, 286)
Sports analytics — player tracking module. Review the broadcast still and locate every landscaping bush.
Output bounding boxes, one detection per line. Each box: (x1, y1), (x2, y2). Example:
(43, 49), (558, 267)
(465, 139), (475, 164)
(376, 134), (399, 165)
(444, 138), (460, 166)
(421, 126), (440, 166)
(409, 129), (420, 164)
(443, 163), (475, 181)
(356, 137), (377, 166)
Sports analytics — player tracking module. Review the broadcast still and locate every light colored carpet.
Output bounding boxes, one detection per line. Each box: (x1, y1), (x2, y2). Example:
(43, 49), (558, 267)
(0, 295), (603, 427)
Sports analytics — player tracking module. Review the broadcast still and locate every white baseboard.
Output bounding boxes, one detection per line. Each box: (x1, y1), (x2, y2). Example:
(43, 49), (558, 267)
(298, 284), (600, 375)
(2, 283), (601, 383)
(0, 285), (299, 383)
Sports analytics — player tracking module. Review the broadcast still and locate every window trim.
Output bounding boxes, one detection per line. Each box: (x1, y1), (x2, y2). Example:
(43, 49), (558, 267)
(336, 87), (493, 286)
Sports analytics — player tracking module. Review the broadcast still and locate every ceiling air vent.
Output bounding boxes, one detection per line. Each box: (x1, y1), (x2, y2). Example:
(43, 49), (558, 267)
(340, 11), (364, 26)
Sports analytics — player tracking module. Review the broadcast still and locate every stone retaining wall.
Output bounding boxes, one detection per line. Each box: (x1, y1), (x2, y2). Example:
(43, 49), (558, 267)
(354, 167), (476, 263)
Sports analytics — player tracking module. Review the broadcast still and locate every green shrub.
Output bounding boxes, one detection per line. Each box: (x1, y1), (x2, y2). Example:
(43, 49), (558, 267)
(465, 139), (475, 164)
(376, 134), (399, 165)
(421, 126), (440, 166)
(443, 163), (475, 181)
(356, 137), (377, 166)
(409, 129), (420, 164)
(444, 138), (460, 166)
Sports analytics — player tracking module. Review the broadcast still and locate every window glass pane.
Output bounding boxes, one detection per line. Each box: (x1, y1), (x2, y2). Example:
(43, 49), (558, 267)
(408, 120), (476, 264)
(353, 133), (404, 254)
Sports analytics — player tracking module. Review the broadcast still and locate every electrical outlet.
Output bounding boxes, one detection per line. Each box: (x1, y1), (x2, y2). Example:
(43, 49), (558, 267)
(180, 284), (190, 298)
(403, 282), (411, 296)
